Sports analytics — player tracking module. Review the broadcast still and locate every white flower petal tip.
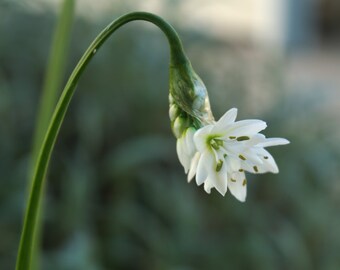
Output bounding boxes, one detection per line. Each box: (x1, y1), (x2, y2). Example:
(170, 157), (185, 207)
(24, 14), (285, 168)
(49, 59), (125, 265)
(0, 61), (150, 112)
(257, 138), (290, 147)
(231, 191), (246, 202)
(214, 182), (228, 196)
(187, 152), (200, 183)
(238, 197), (246, 203)
(228, 107), (238, 115)
(204, 179), (213, 194)
(214, 108), (238, 129)
(217, 189), (227, 197)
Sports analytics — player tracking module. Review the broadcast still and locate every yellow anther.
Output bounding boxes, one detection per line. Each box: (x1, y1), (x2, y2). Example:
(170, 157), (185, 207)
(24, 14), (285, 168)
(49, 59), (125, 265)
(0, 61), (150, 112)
(236, 136), (250, 141)
(215, 160), (223, 172)
(239, 154), (246, 160)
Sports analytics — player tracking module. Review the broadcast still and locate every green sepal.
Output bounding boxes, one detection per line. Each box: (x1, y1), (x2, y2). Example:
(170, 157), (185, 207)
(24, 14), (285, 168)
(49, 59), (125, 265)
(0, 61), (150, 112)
(169, 60), (214, 125)
(168, 58), (214, 138)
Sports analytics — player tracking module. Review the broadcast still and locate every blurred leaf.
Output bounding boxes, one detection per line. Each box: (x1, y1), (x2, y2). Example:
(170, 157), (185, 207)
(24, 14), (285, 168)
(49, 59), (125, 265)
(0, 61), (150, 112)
(30, 0), (75, 169)
(28, 0), (75, 269)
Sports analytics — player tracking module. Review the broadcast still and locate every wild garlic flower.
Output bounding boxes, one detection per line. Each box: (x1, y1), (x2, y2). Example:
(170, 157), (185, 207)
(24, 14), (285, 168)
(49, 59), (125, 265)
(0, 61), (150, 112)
(186, 108), (289, 201)
(167, 43), (288, 202)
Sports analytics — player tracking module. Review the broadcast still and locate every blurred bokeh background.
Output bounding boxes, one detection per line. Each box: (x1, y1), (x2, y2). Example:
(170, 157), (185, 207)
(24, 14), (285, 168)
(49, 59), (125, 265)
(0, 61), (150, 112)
(1, 0), (340, 269)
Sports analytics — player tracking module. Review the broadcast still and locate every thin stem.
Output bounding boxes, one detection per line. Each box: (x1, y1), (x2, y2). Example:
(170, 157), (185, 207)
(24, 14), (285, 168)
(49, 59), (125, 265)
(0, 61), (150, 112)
(16, 11), (190, 270)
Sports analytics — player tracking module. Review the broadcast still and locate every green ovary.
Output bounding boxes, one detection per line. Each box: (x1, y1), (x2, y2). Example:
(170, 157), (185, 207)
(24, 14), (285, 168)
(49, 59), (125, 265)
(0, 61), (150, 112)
(207, 135), (224, 151)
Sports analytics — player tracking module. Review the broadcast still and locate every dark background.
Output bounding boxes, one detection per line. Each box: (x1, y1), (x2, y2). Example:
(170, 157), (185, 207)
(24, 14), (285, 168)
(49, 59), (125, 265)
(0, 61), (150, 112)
(1, 0), (340, 269)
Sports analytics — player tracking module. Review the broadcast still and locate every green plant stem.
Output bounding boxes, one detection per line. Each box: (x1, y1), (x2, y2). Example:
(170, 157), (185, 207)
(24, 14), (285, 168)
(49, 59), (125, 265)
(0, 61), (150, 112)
(16, 11), (190, 270)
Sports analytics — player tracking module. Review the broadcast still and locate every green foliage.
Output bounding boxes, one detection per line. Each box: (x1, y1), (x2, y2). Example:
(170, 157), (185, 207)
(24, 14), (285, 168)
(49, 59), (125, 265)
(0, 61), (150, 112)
(31, 0), (75, 170)
(1, 2), (340, 270)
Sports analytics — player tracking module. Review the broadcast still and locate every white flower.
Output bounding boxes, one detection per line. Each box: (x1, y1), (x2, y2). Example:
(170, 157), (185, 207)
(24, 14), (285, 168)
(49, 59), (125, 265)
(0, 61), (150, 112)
(186, 108), (289, 202)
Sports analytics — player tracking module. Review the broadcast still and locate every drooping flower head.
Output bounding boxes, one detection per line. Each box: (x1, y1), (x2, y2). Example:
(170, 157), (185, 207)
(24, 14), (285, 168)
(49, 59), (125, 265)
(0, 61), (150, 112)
(168, 53), (289, 202)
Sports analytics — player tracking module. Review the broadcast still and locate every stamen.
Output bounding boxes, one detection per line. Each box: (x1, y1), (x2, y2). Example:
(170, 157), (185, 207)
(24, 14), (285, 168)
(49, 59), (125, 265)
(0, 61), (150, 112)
(229, 136), (236, 139)
(253, 166), (258, 172)
(211, 141), (219, 150)
(236, 136), (250, 141)
(230, 178), (236, 182)
(215, 160), (223, 172)
(239, 154), (246, 160)
(264, 156), (268, 159)
(242, 179), (247, 186)
(210, 138), (224, 151)
(216, 140), (224, 147)
(211, 148), (220, 163)
(223, 154), (227, 158)
(239, 169), (244, 172)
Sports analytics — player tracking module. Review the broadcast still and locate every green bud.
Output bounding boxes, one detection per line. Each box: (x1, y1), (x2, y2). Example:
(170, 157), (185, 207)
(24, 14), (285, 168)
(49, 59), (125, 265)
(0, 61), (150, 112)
(172, 116), (190, 139)
(169, 93), (174, 104)
(169, 60), (214, 125)
(169, 103), (179, 122)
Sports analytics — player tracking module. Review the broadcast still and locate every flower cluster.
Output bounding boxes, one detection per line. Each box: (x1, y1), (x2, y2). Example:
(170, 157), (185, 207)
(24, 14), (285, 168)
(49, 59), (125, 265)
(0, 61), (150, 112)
(175, 108), (289, 202)
(168, 57), (288, 202)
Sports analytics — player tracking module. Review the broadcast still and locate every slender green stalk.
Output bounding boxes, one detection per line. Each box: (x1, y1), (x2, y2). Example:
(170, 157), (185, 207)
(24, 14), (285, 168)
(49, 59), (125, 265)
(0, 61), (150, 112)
(29, 1), (75, 269)
(16, 12), (190, 270)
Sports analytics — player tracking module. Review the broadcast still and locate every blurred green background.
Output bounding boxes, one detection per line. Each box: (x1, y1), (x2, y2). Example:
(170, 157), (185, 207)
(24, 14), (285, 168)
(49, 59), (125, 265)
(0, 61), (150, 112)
(1, 0), (340, 269)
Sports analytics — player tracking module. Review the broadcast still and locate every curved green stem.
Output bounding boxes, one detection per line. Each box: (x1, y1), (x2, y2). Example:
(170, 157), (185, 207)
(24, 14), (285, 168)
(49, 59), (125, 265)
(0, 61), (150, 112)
(16, 11), (190, 270)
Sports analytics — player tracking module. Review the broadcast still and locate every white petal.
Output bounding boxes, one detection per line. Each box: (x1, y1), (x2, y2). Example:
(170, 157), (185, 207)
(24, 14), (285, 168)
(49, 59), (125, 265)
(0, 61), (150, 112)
(225, 120), (267, 137)
(194, 125), (214, 152)
(176, 138), (185, 168)
(252, 148), (279, 173)
(228, 171), (247, 202)
(245, 134), (266, 146)
(218, 162), (229, 195)
(243, 149), (264, 165)
(196, 151), (213, 185)
(212, 108), (238, 132)
(226, 156), (241, 172)
(210, 164), (228, 196)
(176, 137), (190, 173)
(261, 149), (279, 173)
(240, 162), (254, 173)
(240, 149), (275, 174)
(204, 177), (214, 194)
(187, 152), (200, 182)
(257, 137), (290, 148)
(185, 127), (196, 155)
(222, 142), (247, 157)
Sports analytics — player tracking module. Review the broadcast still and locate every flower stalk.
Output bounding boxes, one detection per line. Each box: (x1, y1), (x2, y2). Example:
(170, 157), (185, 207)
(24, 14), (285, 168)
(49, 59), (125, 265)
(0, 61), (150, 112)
(16, 11), (201, 270)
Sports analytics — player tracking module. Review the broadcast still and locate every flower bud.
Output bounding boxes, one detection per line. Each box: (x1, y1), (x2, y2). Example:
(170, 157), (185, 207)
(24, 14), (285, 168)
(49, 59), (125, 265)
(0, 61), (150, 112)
(169, 61), (214, 125)
(168, 54), (215, 139)
(169, 103), (179, 122)
(172, 115), (190, 139)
